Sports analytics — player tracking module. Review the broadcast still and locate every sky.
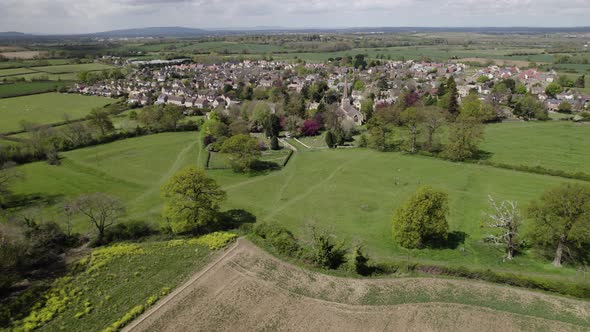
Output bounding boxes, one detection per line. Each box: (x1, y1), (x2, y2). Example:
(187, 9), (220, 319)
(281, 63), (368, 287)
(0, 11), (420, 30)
(1, 0), (590, 34)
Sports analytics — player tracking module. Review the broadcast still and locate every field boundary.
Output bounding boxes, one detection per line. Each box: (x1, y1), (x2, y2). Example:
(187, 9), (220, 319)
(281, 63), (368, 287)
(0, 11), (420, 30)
(123, 239), (241, 332)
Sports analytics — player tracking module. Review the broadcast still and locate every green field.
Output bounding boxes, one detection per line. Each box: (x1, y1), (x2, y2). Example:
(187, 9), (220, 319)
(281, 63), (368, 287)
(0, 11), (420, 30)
(0, 93), (113, 133)
(0, 81), (70, 98)
(215, 148), (587, 279)
(10, 130), (589, 284)
(0, 68), (38, 77)
(481, 121), (590, 174)
(31, 63), (115, 74)
(12, 132), (204, 230)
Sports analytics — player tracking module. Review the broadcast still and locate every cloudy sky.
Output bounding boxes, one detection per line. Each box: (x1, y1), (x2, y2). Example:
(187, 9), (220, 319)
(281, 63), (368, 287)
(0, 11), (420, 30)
(1, 0), (589, 34)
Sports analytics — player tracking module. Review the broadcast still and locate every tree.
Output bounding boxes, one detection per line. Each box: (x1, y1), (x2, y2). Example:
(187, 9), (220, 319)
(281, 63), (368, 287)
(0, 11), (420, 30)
(442, 76), (459, 117)
(360, 98), (374, 121)
(558, 101), (572, 114)
(443, 119), (484, 161)
(161, 166), (226, 234)
(265, 113), (281, 138)
(220, 134), (261, 172)
(88, 108), (114, 136)
(422, 106), (446, 151)
(575, 75), (586, 88)
(514, 95), (548, 120)
(325, 130), (336, 148)
(527, 183), (590, 267)
(0, 162), (22, 208)
(346, 244), (371, 276)
(270, 136), (280, 150)
(400, 107), (422, 153)
(482, 196), (522, 260)
(545, 82), (563, 98)
(72, 193), (125, 244)
(301, 119), (320, 136)
(392, 186), (449, 249)
(459, 93), (496, 123)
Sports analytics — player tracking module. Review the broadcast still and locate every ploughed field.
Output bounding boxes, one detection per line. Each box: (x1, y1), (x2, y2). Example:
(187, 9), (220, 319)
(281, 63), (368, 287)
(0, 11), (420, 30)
(127, 239), (590, 332)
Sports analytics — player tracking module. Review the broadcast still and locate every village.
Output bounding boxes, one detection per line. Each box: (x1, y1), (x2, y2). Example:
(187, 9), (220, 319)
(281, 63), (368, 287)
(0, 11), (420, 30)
(70, 57), (590, 123)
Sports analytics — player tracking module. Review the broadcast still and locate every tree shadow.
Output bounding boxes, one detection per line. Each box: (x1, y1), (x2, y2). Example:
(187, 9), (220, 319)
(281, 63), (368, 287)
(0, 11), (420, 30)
(425, 231), (468, 249)
(474, 150), (494, 161)
(216, 209), (257, 231)
(249, 160), (281, 174)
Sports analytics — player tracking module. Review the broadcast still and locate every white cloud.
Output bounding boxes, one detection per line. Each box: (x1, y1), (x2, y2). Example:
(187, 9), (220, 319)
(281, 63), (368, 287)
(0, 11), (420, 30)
(1, 0), (589, 33)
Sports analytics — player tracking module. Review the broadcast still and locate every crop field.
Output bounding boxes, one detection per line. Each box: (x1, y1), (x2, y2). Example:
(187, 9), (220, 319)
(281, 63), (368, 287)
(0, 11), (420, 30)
(0, 51), (44, 59)
(12, 132), (204, 231)
(481, 121), (590, 174)
(4, 238), (216, 332)
(128, 239), (590, 332)
(0, 93), (113, 133)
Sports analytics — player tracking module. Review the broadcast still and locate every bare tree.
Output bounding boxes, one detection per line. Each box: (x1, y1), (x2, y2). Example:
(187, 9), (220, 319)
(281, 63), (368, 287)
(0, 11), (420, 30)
(483, 196), (521, 260)
(72, 193), (125, 244)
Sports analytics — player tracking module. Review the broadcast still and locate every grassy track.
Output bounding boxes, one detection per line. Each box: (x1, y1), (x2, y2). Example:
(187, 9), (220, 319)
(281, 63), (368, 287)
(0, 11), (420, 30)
(0, 93), (113, 133)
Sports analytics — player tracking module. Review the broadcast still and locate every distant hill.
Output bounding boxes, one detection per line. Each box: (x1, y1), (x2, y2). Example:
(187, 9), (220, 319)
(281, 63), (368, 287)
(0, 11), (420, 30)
(0, 31), (31, 37)
(91, 26), (209, 37)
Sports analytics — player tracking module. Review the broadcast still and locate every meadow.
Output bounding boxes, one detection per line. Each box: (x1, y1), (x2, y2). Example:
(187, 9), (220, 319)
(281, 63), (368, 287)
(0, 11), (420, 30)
(0, 81), (70, 98)
(10, 129), (590, 284)
(0, 93), (113, 133)
(12, 132), (204, 231)
(481, 121), (590, 174)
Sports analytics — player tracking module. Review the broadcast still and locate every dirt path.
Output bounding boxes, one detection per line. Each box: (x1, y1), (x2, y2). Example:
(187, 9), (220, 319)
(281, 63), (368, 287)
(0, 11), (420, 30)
(125, 239), (590, 332)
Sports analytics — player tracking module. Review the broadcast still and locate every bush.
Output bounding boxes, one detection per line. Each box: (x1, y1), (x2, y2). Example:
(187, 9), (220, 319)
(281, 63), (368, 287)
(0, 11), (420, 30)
(191, 232), (237, 250)
(252, 222), (300, 256)
(308, 227), (346, 269)
(346, 245), (371, 276)
(102, 221), (155, 244)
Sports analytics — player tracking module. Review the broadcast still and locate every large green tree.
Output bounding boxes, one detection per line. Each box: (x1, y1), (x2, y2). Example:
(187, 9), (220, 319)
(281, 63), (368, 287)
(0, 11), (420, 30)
(442, 119), (484, 161)
(527, 183), (590, 267)
(220, 134), (261, 172)
(459, 93), (496, 123)
(88, 108), (114, 136)
(161, 166), (226, 234)
(392, 186), (450, 249)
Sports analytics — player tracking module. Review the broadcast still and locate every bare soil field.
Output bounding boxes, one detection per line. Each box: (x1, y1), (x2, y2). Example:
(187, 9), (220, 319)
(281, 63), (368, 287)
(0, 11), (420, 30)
(126, 239), (590, 332)
(0, 51), (45, 59)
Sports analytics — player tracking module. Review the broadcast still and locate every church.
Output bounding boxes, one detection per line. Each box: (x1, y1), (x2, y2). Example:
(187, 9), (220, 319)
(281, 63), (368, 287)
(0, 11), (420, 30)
(339, 79), (365, 126)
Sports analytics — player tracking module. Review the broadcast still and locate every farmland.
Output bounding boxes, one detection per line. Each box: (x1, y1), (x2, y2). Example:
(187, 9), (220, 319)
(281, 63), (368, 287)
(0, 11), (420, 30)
(0, 81), (70, 98)
(0, 93), (113, 133)
(128, 239), (590, 332)
(3, 238), (216, 332)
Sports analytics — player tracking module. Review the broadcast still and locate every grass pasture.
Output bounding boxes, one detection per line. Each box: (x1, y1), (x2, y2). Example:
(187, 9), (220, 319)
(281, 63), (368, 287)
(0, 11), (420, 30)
(0, 93), (113, 133)
(482, 121), (590, 174)
(12, 132), (204, 231)
(31, 63), (115, 74)
(0, 81), (70, 98)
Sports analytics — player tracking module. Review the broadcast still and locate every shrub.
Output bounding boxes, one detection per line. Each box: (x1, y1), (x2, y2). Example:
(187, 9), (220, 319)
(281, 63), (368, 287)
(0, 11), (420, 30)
(301, 120), (320, 136)
(190, 232), (237, 250)
(103, 220), (155, 244)
(308, 227), (346, 269)
(346, 245), (371, 276)
(252, 222), (300, 256)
